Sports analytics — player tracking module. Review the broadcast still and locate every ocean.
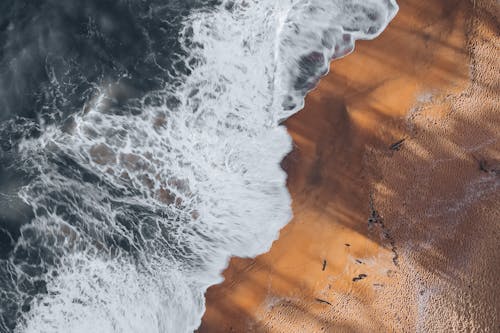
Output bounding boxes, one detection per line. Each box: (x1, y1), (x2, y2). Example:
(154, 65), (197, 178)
(0, 0), (397, 332)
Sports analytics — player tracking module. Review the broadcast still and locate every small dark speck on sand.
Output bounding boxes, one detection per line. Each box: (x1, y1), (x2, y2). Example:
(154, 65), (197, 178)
(353, 274), (367, 282)
(389, 138), (405, 151)
(479, 159), (489, 172)
(473, 155), (499, 175)
(355, 259), (363, 264)
(322, 260), (327, 271)
(315, 298), (332, 306)
(345, 243), (351, 247)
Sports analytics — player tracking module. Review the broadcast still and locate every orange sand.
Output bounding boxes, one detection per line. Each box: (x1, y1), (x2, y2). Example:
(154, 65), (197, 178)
(199, 0), (499, 331)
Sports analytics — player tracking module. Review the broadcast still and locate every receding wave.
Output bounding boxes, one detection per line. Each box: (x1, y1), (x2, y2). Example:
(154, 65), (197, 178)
(0, 0), (397, 332)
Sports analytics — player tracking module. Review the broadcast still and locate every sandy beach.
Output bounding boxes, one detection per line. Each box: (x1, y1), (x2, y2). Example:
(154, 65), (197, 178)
(199, 0), (499, 331)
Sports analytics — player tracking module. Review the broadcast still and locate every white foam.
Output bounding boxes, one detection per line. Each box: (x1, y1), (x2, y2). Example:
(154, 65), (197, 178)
(16, 0), (398, 332)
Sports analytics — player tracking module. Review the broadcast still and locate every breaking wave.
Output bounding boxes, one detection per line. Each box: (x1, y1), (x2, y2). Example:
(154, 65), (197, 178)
(0, 0), (397, 332)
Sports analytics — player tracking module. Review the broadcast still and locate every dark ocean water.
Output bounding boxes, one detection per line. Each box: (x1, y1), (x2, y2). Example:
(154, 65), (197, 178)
(0, 1), (397, 332)
(1, 1), (217, 330)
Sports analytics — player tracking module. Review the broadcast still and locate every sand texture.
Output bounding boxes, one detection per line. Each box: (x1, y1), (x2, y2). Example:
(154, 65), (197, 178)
(199, 0), (500, 331)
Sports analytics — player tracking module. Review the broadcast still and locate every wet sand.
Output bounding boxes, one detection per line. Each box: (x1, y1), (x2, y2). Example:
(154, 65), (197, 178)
(199, 0), (500, 331)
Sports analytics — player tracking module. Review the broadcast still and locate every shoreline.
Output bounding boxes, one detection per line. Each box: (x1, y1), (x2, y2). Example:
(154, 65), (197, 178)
(199, 0), (499, 331)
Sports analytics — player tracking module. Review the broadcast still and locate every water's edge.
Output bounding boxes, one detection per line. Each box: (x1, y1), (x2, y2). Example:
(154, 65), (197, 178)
(0, 1), (398, 332)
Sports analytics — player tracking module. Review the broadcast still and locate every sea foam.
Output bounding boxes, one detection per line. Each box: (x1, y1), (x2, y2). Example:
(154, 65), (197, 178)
(9, 0), (397, 331)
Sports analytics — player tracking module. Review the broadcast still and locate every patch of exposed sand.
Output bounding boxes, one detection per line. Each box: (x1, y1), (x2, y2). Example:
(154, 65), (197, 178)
(199, 0), (499, 331)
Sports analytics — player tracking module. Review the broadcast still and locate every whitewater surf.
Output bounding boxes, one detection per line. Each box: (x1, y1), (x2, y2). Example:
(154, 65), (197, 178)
(0, 1), (397, 332)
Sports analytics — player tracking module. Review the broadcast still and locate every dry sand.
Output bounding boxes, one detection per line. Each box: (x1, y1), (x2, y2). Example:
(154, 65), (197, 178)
(199, 0), (500, 331)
